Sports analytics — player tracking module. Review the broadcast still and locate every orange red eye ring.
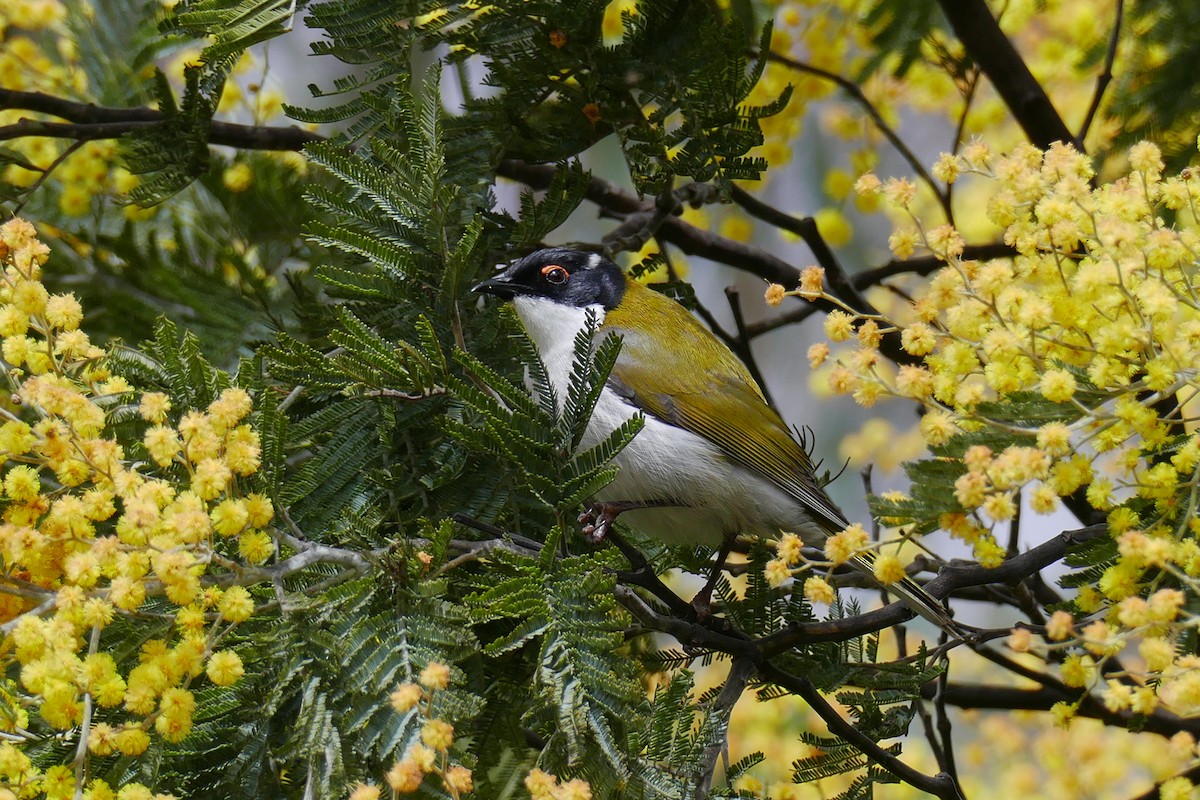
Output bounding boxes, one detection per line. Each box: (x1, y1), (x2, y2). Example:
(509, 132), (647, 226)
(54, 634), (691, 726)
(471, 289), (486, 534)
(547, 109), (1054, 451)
(541, 264), (570, 285)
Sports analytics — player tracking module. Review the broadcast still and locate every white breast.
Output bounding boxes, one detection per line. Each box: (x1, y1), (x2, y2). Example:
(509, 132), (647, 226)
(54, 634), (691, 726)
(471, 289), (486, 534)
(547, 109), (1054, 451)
(511, 296), (824, 548)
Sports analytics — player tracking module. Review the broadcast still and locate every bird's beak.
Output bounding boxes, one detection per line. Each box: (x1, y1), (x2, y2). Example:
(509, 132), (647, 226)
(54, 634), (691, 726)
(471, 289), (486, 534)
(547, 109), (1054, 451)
(471, 274), (518, 299)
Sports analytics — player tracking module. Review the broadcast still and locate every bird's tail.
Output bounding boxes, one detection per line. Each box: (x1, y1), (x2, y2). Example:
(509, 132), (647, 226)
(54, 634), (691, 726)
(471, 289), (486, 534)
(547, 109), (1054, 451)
(849, 552), (956, 631)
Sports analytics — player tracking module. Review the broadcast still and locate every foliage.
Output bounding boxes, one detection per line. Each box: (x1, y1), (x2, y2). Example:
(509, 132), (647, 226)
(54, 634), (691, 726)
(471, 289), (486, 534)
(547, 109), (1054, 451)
(3, 0), (1200, 799)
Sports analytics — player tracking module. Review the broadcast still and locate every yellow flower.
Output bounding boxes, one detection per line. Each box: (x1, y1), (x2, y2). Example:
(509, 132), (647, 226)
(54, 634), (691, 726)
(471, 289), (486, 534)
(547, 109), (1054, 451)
(191, 457), (232, 500)
(1060, 654), (1095, 687)
(418, 661), (451, 691)
(385, 758), (424, 793)
(1038, 369), (1076, 403)
(210, 498), (249, 536)
(349, 784), (381, 800)
(138, 391), (172, 423)
(390, 682), (424, 713)
(872, 553), (907, 585)
(44, 293), (83, 331)
(443, 765), (473, 794)
(420, 718), (454, 750)
(803, 576), (836, 605)
(238, 529), (273, 564)
(218, 585), (254, 623)
(764, 283), (787, 306)
(823, 310), (855, 342)
(222, 162), (253, 192)
(814, 208), (852, 247)
(243, 492), (274, 527)
(764, 557), (792, 587)
(205, 650), (245, 686)
(824, 523), (868, 565)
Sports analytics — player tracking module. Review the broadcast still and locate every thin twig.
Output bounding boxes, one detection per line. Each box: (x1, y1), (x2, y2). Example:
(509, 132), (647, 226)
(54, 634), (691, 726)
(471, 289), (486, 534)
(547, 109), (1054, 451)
(696, 658), (757, 798)
(758, 50), (952, 222)
(934, 0), (1077, 150)
(1077, 0), (1124, 144)
(761, 665), (964, 799)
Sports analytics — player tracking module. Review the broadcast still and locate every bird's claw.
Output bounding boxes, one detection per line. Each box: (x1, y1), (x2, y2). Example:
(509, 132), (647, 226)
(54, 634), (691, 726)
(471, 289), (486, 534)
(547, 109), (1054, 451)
(578, 504), (616, 544)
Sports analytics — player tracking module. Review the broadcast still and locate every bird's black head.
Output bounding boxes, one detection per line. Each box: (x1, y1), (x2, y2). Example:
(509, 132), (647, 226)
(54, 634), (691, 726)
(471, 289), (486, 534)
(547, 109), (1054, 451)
(472, 248), (626, 311)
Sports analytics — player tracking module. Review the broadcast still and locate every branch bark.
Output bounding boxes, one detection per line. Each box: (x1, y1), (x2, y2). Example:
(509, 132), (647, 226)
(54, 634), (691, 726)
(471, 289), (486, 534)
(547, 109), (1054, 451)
(934, 0), (1077, 150)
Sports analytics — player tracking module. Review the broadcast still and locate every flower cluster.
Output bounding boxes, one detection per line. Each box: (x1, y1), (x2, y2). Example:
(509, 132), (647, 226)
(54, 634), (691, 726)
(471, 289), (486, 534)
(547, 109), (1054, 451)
(763, 523), (910, 603)
(777, 137), (1200, 717)
(350, 661), (474, 798)
(523, 768), (592, 800)
(0, 219), (267, 797)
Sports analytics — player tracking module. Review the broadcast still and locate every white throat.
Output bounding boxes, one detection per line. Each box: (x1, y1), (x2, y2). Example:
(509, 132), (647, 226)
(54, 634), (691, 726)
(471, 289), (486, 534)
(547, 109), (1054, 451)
(512, 295), (606, 407)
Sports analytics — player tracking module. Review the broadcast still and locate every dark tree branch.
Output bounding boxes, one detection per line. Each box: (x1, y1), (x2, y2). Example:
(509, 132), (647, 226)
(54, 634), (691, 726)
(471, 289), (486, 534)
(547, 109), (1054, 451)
(728, 185), (919, 366)
(759, 525), (1105, 655)
(761, 664), (965, 799)
(757, 50), (952, 222)
(935, 0), (1077, 150)
(743, 242), (1018, 338)
(697, 658), (757, 798)
(924, 681), (1200, 740)
(0, 89), (322, 151)
(1078, 0), (1124, 144)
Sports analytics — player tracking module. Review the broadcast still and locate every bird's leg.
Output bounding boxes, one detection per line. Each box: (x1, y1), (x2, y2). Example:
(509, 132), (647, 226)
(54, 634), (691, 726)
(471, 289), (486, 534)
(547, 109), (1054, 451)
(578, 500), (670, 544)
(691, 537), (734, 620)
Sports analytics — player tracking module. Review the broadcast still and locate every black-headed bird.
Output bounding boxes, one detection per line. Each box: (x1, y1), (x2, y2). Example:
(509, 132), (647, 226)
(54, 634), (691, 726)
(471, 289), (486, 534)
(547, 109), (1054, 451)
(474, 247), (948, 625)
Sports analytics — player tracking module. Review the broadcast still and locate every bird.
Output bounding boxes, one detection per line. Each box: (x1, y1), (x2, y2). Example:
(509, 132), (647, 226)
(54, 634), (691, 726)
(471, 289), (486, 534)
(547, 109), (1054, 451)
(472, 246), (949, 625)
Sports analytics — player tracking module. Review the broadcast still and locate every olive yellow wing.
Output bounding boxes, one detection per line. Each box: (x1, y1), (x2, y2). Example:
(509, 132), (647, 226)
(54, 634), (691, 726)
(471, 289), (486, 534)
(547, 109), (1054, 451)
(602, 279), (849, 534)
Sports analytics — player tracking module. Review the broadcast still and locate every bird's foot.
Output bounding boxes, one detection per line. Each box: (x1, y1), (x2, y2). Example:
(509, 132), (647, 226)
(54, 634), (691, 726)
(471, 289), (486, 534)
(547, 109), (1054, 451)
(578, 503), (620, 544)
(578, 500), (667, 545)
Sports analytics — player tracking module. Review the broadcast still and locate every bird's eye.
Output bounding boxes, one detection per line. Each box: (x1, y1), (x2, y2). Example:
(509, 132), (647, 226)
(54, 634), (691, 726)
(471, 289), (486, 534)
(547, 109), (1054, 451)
(541, 264), (569, 285)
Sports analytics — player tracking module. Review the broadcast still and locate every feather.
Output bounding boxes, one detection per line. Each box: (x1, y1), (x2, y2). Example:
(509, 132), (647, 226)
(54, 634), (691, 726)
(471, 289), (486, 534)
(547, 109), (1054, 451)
(603, 278), (849, 534)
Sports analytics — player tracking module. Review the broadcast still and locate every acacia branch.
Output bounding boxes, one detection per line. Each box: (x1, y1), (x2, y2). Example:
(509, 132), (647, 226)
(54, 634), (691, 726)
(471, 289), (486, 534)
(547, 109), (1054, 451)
(934, 0), (1077, 150)
(1078, 0), (1124, 144)
(761, 664), (965, 799)
(759, 50), (952, 223)
(0, 89), (321, 150)
(924, 681), (1200, 740)
(743, 241), (1018, 337)
(759, 524), (1105, 655)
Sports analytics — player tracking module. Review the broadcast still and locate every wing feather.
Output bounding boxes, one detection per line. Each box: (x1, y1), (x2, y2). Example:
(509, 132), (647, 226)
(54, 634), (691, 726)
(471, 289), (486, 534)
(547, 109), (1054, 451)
(603, 281), (848, 534)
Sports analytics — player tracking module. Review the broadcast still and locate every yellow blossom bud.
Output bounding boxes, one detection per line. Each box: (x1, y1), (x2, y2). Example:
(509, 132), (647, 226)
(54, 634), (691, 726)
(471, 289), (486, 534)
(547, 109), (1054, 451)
(44, 293), (83, 331)
(243, 493), (274, 527)
(823, 310), (855, 342)
(218, 585), (254, 623)
(1045, 610), (1074, 641)
(1007, 627), (1032, 653)
(803, 576), (836, 605)
(191, 457), (232, 500)
(4, 465), (40, 502)
(206, 650), (245, 686)
(210, 498), (249, 536)
(798, 266), (825, 298)
(390, 683), (424, 713)
(138, 392), (172, 424)
(1140, 637), (1175, 673)
(764, 283), (787, 306)
(419, 661), (451, 691)
(764, 558), (792, 588)
(421, 718), (454, 750)
(1160, 777), (1194, 800)
(349, 785), (381, 800)
(824, 524), (868, 565)
(238, 529), (273, 564)
(872, 553), (906, 585)
(1060, 654), (1095, 687)
(386, 759), (424, 793)
(443, 765), (473, 794)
